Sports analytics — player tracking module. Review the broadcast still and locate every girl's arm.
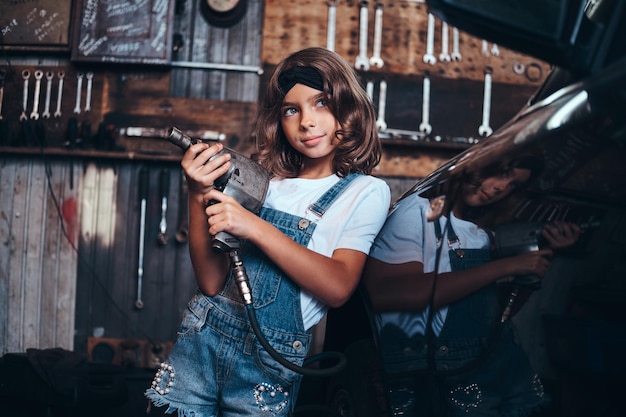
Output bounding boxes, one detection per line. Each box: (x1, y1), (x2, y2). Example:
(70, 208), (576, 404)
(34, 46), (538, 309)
(363, 248), (554, 312)
(181, 143), (234, 295)
(203, 187), (382, 308)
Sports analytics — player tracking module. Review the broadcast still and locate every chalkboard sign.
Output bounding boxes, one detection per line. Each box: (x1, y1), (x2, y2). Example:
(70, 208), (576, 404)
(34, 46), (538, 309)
(0, 0), (73, 50)
(71, 0), (175, 65)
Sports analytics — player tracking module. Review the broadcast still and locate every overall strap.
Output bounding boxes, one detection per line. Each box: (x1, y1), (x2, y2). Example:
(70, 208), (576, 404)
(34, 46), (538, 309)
(308, 173), (361, 217)
(434, 217), (461, 249)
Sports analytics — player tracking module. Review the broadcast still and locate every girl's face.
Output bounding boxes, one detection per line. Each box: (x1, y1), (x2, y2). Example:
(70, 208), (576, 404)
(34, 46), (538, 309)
(462, 167), (531, 207)
(280, 83), (341, 177)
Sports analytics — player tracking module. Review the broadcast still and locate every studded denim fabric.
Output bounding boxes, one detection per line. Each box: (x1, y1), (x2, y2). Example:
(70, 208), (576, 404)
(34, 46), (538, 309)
(146, 174), (360, 417)
(381, 232), (548, 417)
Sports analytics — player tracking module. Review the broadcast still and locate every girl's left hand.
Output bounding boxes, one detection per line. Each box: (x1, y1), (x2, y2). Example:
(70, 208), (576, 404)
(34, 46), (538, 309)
(542, 220), (581, 250)
(203, 188), (260, 241)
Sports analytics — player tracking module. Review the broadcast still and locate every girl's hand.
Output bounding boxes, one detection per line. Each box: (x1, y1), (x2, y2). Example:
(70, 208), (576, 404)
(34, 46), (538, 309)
(542, 220), (581, 250)
(181, 143), (232, 201)
(204, 188), (260, 241)
(505, 248), (554, 278)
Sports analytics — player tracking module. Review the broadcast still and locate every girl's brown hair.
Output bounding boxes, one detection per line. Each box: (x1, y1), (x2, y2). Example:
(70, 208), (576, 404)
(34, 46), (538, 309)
(251, 47), (381, 178)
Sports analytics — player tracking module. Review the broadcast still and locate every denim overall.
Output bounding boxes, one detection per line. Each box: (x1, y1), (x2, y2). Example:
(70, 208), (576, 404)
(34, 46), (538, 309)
(146, 174), (359, 417)
(381, 219), (546, 417)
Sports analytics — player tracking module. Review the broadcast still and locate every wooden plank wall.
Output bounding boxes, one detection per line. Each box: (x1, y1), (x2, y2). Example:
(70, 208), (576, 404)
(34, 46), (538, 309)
(0, 157), (78, 354)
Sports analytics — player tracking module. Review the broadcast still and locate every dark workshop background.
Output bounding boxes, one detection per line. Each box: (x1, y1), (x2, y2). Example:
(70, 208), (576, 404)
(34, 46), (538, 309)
(5, 0), (614, 394)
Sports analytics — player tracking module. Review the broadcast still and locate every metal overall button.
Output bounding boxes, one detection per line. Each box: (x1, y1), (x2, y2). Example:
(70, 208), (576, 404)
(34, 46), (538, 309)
(298, 219), (309, 230)
(292, 340), (303, 351)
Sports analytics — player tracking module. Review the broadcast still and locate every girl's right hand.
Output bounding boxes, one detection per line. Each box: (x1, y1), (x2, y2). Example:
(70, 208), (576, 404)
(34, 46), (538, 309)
(181, 142), (232, 203)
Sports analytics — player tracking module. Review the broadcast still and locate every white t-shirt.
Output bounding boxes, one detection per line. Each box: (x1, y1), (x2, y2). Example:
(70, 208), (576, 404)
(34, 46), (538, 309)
(368, 192), (490, 337)
(263, 174), (391, 330)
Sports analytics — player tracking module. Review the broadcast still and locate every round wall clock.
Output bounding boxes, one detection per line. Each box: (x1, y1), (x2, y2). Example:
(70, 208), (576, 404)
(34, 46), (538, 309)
(200, 0), (248, 28)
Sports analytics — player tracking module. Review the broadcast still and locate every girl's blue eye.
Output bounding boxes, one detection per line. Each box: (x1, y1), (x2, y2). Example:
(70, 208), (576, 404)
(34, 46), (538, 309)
(283, 107), (297, 116)
(316, 98), (327, 107)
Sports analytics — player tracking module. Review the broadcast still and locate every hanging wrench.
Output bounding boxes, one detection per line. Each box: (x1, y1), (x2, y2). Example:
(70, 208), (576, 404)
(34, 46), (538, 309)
(135, 167), (149, 309)
(366, 80), (374, 100)
(54, 71), (65, 118)
(20, 70), (30, 121)
(326, 0), (338, 52)
(376, 79), (387, 131)
(74, 72), (83, 114)
(157, 169), (169, 246)
(478, 68), (493, 137)
(42, 71), (54, 119)
(419, 75), (432, 135)
(451, 26), (462, 61)
(491, 43), (500, 56)
(369, 2), (384, 68)
(439, 21), (451, 62)
(85, 72), (94, 112)
(481, 40), (490, 57)
(29, 70), (43, 119)
(423, 13), (437, 65)
(355, 1), (370, 71)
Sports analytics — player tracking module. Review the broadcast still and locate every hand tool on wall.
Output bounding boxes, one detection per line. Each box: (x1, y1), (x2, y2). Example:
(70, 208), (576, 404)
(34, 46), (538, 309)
(85, 72), (94, 112)
(478, 67), (494, 137)
(20, 70), (30, 121)
(419, 75), (433, 135)
(74, 72), (83, 115)
(423, 13), (437, 65)
(157, 169), (170, 246)
(135, 167), (149, 310)
(376, 79), (388, 131)
(326, 0), (338, 52)
(451, 26), (462, 61)
(355, 0), (370, 71)
(42, 71), (53, 119)
(30, 70), (43, 119)
(54, 71), (65, 118)
(369, 1), (384, 68)
(175, 171), (189, 244)
(439, 21), (451, 62)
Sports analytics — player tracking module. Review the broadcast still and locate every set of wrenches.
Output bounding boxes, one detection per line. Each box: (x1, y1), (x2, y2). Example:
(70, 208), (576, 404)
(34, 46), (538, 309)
(17, 69), (95, 121)
(367, 73), (494, 139)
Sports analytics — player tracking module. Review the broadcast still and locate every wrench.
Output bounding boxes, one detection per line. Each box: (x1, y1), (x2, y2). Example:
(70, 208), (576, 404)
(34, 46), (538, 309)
(478, 68), (493, 137)
(376, 79), (387, 131)
(439, 21), (451, 62)
(355, 1), (370, 71)
(366, 80), (374, 101)
(369, 2), (384, 68)
(157, 169), (169, 246)
(20, 70), (30, 121)
(74, 72), (83, 114)
(136, 167), (149, 309)
(481, 39), (490, 56)
(326, 0), (338, 52)
(423, 13), (437, 65)
(451, 27), (462, 61)
(42, 71), (54, 119)
(85, 72), (94, 112)
(491, 43), (500, 56)
(54, 71), (65, 118)
(419, 75), (432, 135)
(30, 70), (43, 119)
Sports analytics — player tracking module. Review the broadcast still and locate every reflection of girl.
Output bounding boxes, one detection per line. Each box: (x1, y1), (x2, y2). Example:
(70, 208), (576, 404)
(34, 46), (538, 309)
(145, 47), (390, 416)
(363, 155), (580, 417)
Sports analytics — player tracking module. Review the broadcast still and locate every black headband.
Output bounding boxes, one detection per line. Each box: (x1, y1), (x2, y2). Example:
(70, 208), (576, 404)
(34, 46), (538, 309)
(277, 66), (325, 95)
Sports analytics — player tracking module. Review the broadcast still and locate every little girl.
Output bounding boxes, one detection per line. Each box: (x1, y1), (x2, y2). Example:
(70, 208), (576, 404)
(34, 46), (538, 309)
(146, 47), (391, 416)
